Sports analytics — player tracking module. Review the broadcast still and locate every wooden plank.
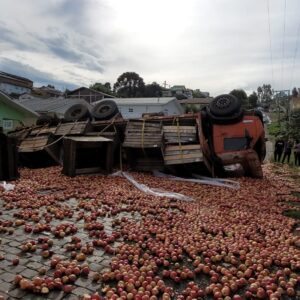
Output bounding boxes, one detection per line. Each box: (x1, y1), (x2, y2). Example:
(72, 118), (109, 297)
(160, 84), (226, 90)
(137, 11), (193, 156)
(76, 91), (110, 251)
(166, 144), (201, 151)
(127, 122), (161, 128)
(164, 150), (202, 156)
(164, 157), (203, 165)
(123, 143), (161, 148)
(163, 125), (196, 131)
(164, 152), (203, 161)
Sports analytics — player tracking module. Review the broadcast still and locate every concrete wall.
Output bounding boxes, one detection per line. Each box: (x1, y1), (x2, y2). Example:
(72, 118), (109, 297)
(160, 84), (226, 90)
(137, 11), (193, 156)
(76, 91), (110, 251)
(0, 101), (37, 133)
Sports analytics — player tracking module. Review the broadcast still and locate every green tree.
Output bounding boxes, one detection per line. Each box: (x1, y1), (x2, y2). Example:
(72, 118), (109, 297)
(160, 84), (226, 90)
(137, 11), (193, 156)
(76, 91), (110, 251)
(248, 92), (258, 109)
(144, 82), (163, 97)
(114, 72), (145, 97)
(257, 84), (272, 103)
(229, 89), (248, 108)
(90, 82), (113, 95)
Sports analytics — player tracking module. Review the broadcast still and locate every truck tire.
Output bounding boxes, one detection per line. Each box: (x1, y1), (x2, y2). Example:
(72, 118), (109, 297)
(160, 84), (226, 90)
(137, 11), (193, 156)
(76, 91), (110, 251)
(92, 100), (119, 120)
(64, 104), (90, 122)
(209, 94), (241, 117)
(36, 114), (59, 126)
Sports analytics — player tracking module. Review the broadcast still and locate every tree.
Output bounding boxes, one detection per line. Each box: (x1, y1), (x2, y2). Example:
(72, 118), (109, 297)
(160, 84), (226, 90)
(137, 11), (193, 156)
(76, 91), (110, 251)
(90, 82), (113, 95)
(229, 89), (248, 108)
(248, 92), (258, 109)
(292, 87), (299, 97)
(257, 84), (272, 103)
(114, 72), (145, 97)
(144, 82), (163, 97)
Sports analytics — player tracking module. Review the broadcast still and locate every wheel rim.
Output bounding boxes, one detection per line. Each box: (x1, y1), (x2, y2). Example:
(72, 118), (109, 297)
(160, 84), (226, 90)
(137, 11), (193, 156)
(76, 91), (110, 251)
(215, 97), (231, 109)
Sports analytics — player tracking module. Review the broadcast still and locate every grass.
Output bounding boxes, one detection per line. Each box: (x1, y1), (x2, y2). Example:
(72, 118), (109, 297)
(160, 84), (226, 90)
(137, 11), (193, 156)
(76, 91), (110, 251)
(283, 209), (300, 220)
(292, 192), (300, 199)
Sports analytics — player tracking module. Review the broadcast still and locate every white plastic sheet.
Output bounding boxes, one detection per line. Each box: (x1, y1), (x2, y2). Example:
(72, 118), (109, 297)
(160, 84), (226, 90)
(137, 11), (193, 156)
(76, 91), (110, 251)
(0, 181), (15, 191)
(112, 171), (193, 201)
(153, 171), (240, 190)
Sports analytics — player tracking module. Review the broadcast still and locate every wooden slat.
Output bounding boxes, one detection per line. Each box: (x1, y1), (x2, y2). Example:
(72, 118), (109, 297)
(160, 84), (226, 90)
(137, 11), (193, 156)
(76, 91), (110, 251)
(163, 125), (196, 131)
(164, 152), (203, 161)
(122, 143), (161, 148)
(164, 157), (203, 165)
(166, 144), (201, 151)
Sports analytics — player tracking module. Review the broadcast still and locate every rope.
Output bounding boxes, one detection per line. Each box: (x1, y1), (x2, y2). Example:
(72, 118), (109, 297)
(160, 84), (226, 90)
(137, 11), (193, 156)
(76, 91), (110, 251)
(141, 119), (145, 149)
(18, 120), (79, 151)
(96, 113), (120, 136)
(281, 0), (287, 90)
(266, 0), (274, 85)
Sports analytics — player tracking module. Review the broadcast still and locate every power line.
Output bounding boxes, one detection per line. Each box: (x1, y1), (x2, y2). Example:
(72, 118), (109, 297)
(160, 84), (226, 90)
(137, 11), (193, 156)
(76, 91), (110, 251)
(281, 0), (287, 90)
(267, 0), (274, 86)
(290, 21), (300, 89)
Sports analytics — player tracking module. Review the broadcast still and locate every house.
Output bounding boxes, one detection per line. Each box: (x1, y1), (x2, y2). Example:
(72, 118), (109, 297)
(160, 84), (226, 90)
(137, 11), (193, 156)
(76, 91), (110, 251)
(163, 85), (193, 99)
(178, 98), (213, 112)
(95, 97), (183, 119)
(33, 86), (63, 98)
(290, 97), (300, 111)
(18, 96), (90, 119)
(0, 91), (38, 133)
(67, 87), (115, 104)
(0, 71), (33, 97)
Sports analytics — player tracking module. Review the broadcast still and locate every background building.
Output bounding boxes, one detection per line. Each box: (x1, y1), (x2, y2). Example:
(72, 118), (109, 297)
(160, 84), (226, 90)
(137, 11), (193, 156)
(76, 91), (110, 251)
(0, 91), (38, 133)
(0, 71), (33, 97)
(95, 97), (183, 119)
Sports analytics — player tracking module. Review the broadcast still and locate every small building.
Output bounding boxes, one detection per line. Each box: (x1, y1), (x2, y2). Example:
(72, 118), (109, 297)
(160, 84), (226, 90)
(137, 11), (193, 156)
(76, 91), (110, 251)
(95, 97), (183, 119)
(33, 86), (63, 98)
(178, 98), (213, 112)
(0, 91), (38, 133)
(67, 87), (114, 104)
(0, 71), (33, 97)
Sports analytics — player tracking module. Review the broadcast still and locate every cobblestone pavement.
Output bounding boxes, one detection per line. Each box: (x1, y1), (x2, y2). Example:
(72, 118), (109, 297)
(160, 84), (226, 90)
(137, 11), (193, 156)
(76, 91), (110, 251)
(0, 193), (139, 300)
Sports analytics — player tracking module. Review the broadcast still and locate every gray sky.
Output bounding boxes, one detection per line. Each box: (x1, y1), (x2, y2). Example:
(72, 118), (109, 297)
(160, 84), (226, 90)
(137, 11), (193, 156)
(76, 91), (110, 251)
(0, 0), (299, 95)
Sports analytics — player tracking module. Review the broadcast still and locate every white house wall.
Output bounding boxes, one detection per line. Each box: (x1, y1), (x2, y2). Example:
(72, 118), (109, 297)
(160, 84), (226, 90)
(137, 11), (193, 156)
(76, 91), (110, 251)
(117, 101), (182, 119)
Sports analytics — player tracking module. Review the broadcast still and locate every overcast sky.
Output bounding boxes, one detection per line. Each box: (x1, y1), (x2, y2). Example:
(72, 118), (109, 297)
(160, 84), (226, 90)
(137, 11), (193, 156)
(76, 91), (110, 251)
(0, 0), (299, 96)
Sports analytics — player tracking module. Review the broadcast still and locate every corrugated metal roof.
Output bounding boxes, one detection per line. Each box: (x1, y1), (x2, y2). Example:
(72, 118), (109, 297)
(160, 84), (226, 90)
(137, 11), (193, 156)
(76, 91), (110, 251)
(93, 97), (177, 106)
(18, 97), (90, 117)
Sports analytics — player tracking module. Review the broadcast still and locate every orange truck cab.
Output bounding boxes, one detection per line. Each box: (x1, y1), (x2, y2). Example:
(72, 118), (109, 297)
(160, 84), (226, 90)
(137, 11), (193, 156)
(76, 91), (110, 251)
(200, 94), (266, 178)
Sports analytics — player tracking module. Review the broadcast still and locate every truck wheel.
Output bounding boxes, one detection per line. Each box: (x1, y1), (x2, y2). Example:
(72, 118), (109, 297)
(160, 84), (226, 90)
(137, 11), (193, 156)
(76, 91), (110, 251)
(92, 100), (119, 120)
(64, 104), (90, 122)
(209, 94), (241, 117)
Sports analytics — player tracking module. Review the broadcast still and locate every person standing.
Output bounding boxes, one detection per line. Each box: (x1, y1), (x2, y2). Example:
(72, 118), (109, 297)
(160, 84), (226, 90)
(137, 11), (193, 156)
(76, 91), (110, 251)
(282, 139), (293, 164)
(294, 140), (300, 167)
(274, 137), (285, 162)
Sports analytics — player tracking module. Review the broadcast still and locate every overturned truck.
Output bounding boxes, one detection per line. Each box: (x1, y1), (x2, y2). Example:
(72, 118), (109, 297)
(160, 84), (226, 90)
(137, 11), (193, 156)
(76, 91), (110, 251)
(8, 94), (265, 178)
(123, 94), (265, 178)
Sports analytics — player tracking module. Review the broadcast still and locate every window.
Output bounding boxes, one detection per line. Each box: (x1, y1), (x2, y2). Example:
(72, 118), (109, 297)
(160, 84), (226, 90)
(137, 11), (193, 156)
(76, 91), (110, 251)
(224, 137), (248, 151)
(3, 119), (13, 130)
(128, 108), (133, 112)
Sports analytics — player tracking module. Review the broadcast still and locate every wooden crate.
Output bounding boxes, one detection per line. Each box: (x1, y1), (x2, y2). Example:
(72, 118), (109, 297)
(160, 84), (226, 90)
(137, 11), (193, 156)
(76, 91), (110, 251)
(163, 125), (197, 144)
(163, 144), (203, 165)
(62, 136), (114, 177)
(123, 121), (163, 148)
(0, 133), (19, 181)
(30, 126), (57, 136)
(55, 121), (89, 136)
(18, 135), (61, 165)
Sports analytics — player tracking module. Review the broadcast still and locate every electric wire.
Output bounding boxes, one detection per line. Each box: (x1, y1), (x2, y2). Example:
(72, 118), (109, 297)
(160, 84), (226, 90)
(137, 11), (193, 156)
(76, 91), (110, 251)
(267, 0), (274, 86)
(281, 0), (287, 90)
(290, 21), (300, 90)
